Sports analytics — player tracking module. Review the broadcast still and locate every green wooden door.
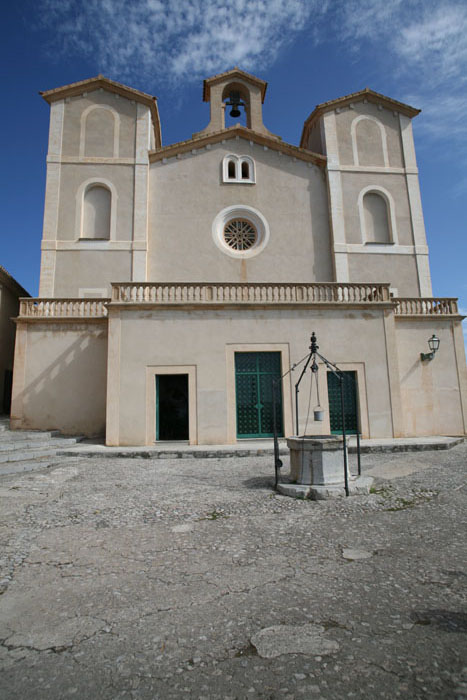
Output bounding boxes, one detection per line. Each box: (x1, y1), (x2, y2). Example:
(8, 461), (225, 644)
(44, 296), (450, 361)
(235, 352), (283, 438)
(327, 371), (359, 434)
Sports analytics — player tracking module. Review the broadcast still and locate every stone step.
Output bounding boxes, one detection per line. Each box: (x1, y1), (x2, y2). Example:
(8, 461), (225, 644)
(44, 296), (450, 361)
(57, 445), (290, 460)
(0, 437), (82, 453)
(0, 429), (61, 442)
(0, 447), (64, 464)
(348, 436), (463, 453)
(57, 436), (464, 460)
(0, 456), (62, 476)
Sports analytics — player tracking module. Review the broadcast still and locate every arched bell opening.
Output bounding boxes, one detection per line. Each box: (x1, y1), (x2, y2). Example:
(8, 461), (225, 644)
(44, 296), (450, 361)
(222, 82), (250, 128)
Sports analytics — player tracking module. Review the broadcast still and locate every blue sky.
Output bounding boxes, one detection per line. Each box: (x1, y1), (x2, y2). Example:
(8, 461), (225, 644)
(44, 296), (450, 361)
(2, 0), (466, 340)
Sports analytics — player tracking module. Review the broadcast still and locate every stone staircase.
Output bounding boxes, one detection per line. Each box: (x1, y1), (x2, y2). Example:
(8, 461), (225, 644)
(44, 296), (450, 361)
(0, 417), (84, 475)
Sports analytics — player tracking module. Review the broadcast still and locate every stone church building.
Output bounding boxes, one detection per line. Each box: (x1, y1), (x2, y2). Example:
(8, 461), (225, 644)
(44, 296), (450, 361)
(11, 69), (467, 444)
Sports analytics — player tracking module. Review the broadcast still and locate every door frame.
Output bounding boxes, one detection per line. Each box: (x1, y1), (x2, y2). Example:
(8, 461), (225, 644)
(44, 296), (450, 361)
(146, 365), (197, 445)
(156, 373), (189, 441)
(226, 344), (293, 443)
(318, 361), (370, 439)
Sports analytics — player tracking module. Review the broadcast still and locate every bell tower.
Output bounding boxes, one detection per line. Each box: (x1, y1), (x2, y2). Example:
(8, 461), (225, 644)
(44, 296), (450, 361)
(197, 68), (275, 138)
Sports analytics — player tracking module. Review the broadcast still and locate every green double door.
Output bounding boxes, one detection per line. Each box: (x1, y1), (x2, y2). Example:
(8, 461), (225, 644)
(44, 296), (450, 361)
(235, 352), (283, 438)
(327, 370), (359, 434)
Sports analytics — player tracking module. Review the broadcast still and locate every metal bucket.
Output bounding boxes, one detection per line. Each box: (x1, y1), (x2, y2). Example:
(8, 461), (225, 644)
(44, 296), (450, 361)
(314, 407), (325, 422)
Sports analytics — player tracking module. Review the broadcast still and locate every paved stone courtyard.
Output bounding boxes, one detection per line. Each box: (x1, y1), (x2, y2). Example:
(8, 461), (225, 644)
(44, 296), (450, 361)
(0, 444), (466, 699)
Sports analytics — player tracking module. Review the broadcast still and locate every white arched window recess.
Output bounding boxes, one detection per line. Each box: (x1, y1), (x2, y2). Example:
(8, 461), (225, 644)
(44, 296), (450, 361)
(222, 155), (255, 184)
(75, 178), (118, 241)
(351, 115), (389, 167)
(79, 104), (120, 158)
(358, 186), (398, 245)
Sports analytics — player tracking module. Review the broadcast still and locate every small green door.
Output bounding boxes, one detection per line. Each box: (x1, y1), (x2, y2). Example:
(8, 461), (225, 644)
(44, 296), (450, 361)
(235, 352), (283, 438)
(327, 371), (359, 434)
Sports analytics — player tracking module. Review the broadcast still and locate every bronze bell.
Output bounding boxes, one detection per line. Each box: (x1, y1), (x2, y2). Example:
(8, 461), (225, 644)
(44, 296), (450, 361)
(226, 91), (244, 119)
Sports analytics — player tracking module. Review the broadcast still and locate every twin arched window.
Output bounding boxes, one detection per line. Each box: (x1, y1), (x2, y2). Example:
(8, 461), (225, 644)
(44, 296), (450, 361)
(222, 155), (255, 184)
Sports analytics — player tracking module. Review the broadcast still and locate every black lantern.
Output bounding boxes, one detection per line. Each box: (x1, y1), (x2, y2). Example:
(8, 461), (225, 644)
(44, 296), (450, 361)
(421, 334), (440, 361)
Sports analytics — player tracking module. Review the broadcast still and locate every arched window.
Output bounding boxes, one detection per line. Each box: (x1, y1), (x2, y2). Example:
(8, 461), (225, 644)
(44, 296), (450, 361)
(228, 160), (237, 179)
(222, 155), (255, 184)
(363, 192), (391, 243)
(82, 185), (111, 239)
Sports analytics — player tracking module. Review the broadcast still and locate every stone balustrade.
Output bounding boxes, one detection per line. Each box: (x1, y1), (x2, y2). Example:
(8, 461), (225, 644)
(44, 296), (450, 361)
(18, 298), (109, 318)
(394, 298), (458, 316)
(111, 282), (392, 305)
(17, 289), (460, 319)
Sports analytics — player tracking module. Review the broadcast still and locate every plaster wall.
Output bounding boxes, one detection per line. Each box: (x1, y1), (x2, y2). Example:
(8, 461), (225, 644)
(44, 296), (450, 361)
(110, 307), (394, 446)
(148, 142), (333, 283)
(0, 286), (20, 406)
(61, 91), (137, 158)
(11, 322), (107, 435)
(334, 102), (404, 167)
(54, 251), (132, 297)
(306, 122), (325, 155)
(348, 254), (419, 296)
(341, 172), (413, 245)
(394, 319), (466, 436)
(57, 163), (134, 241)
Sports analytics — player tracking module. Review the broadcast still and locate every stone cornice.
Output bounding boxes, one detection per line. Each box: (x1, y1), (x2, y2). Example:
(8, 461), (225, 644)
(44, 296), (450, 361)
(149, 126), (326, 168)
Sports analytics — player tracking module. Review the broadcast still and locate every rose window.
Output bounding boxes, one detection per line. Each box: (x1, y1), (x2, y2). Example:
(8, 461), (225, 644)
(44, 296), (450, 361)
(223, 219), (257, 250)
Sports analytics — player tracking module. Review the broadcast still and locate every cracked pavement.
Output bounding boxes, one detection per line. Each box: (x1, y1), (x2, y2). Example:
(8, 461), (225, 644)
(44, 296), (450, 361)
(0, 444), (466, 699)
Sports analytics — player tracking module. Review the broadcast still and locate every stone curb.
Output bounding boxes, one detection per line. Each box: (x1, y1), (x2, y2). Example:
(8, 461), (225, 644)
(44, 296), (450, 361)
(56, 437), (463, 460)
(56, 447), (290, 460)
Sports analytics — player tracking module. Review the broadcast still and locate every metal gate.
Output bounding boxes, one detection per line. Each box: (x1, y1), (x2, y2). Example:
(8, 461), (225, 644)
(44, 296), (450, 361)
(235, 352), (283, 438)
(327, 370), (359, 434)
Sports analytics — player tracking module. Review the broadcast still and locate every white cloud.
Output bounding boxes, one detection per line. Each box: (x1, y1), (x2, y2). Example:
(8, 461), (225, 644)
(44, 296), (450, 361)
(337, 1), (467, 171)
(38, 0), (324, 86)
(395, 5), (467, 86)
(37, 0), (467, 167)
(339, 0), (467, 87)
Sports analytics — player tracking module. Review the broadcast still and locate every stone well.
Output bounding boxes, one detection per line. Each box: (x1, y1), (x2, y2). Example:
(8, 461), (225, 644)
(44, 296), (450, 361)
(277, 434), (373, 500)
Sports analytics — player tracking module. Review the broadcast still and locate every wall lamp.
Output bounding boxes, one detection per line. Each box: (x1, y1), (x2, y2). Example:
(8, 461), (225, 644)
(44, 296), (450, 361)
(420, 334), (440, 361)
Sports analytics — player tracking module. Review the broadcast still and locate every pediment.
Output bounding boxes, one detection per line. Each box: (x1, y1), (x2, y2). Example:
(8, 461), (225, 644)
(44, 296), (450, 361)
(150, 126), (326, 167)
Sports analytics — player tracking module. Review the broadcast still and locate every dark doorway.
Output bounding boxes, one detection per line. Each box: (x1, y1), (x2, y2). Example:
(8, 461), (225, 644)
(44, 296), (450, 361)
(3, 370), (13, 415)
(327, 370), (359, 434)
(156, 374), (189, 441)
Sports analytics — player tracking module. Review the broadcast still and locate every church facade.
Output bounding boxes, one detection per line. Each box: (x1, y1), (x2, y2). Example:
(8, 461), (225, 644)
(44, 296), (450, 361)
(11, 69), (467, 444)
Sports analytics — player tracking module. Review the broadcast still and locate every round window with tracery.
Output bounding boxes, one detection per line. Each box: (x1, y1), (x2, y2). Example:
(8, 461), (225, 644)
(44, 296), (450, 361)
(223, 219), (257, 251)
(212, 205), (269, 258)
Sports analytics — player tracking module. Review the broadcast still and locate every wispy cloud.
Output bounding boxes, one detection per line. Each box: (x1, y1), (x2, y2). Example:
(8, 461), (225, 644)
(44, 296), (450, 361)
(395, 4), (467, 86)
(37, 0), (467, 169)
(340, 0), (467, 86)
(38, 0), (324, 86)
(338, 1), (467, 176)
